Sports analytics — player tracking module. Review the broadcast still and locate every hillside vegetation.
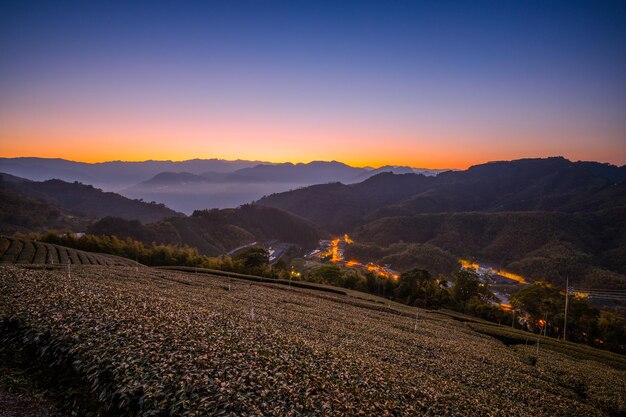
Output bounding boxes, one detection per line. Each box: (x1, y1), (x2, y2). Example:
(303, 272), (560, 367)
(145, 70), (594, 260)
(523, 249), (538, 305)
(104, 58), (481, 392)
(0, 188), (84, 234)
(258, 158), (626, 287)
(0, 173), (181, 224)
(1, 265), (624, 416)
(88, 205), (328, 256)
(258, 157), (626, 232)
(352, 209), (626, 288)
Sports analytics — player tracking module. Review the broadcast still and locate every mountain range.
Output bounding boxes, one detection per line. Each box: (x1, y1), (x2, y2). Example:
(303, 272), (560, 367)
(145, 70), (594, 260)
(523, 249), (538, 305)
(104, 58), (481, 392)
(257, 157), (626, 232)
(0, 157), (266, 190)
(0, 158), (446, 213)
(257, 157), (626, 288)
(2, 156), (625, 288)
(0, 172), (326, 254)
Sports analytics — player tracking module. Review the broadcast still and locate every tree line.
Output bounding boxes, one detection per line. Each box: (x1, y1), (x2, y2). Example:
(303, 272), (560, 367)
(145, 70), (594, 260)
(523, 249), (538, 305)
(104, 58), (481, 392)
(299, 264), (625, 353)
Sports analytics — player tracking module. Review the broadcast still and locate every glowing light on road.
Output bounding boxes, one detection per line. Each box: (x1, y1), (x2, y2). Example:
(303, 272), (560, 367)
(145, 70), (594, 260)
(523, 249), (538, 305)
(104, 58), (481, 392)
(459, 259), (527, 284)
(325, 235), (398, 280)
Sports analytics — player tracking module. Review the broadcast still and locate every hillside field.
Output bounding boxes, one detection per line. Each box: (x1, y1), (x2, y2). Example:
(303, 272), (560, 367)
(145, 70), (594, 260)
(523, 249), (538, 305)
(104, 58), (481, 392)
(1, 265), (624, 416)
(0, 236), (137, 267)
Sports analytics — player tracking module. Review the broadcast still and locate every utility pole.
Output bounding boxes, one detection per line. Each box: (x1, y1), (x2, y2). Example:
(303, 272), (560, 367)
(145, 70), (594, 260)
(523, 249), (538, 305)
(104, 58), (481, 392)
(414, 309), (419, 331)
(563, 277), (569, 340)
(249, 285), (255, 321)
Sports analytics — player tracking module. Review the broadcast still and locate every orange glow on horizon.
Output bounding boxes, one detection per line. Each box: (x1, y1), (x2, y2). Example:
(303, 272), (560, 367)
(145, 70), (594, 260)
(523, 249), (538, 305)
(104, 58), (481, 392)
(2, 117), (623, 170)
(0, 144), (470, 169)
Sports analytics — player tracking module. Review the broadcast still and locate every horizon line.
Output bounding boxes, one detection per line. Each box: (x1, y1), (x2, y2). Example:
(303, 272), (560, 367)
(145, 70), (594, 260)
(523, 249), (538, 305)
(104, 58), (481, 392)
(0, 155), (461, 171)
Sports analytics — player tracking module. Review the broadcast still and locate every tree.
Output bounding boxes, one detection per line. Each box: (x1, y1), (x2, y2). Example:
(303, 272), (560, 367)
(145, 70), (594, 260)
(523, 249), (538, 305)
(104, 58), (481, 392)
(396, 269), (430, 306)
(310, 265), (344, 286)
(509, 282), (564, 335)
(395, 269), (449, 308)
(597, 311), (626, 352)
(233, 247), (269, 273)
(452, 270), (496, 309)
(510, 282), (561, 318)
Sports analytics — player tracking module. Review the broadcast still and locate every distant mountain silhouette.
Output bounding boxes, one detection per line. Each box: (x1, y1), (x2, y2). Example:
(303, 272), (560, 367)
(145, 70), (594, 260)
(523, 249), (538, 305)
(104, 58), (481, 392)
(231, 161), (364, 183)
(0, 158), (445, 213)
(0, 173), (182, 224)
(120, 161), (445, 213)
(350, 165), (448, 183)
(0, 157), (269, 190)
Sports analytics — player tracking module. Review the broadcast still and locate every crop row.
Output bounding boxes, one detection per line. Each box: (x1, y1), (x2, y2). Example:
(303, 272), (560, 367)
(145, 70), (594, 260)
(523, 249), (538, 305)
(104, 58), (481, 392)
(466, 322), (626, 371)
(0, 237), (136, 267)
(0, 265), (624, 416)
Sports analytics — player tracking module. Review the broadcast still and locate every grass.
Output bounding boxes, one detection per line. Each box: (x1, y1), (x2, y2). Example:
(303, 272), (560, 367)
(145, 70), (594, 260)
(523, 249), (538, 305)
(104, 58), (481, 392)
(1, 264), (624, 416)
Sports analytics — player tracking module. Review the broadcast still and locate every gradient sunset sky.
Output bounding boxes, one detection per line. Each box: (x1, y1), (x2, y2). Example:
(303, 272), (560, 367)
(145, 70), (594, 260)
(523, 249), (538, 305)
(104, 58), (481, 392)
(1, 1), (625, 169)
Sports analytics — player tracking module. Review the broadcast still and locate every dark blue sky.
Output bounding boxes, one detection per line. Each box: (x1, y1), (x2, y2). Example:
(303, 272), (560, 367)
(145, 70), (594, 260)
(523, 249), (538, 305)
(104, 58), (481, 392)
(1, 1), (624, 167)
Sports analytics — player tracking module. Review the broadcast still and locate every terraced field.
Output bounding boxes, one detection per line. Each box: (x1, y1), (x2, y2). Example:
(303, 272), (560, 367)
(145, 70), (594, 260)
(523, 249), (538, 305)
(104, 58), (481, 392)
(0, 237), (137, 267)
(1, 265), (624, 416)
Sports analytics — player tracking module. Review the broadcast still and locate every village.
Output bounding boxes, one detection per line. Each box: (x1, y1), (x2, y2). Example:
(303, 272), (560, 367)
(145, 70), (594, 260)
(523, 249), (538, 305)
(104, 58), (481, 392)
(305, 234), (400, 280)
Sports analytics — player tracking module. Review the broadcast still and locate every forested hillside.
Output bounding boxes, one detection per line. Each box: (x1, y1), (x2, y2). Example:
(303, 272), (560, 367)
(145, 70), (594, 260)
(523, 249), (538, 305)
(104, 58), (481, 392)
(257, 158), (626, 288)
(352, 209), (626, 288)
(0, 187), (84, 234)
(87, 205), (328, 255)
(0, 173), (181, 224)
(258, 157), (626, 232)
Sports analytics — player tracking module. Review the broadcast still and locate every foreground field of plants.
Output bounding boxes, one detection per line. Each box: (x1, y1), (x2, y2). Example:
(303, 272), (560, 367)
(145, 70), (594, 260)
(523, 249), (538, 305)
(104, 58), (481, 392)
(1, 265), (624, 416)
(0, 236), (137, 267)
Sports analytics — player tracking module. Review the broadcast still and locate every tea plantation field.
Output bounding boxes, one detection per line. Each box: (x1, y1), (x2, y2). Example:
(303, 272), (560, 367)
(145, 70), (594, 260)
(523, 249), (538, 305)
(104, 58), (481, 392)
(1, 265), (624, 416)
(0, 236), (136, 267)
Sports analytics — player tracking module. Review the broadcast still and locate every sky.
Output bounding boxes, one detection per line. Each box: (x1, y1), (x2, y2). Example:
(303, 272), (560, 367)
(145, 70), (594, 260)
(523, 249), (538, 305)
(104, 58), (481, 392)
(0, 0), (625, 169)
